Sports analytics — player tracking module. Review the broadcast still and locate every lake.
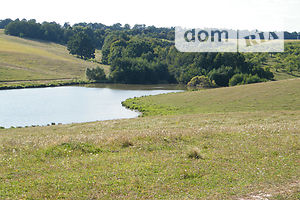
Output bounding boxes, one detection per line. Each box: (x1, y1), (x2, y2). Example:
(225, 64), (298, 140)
(0, 84), (183, 128)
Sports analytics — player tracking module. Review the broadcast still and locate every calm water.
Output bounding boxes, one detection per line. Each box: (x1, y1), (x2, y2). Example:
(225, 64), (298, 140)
(0, 84), (183, 128)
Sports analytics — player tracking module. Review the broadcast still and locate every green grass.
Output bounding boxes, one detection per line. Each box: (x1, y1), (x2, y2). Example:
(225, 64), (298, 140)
(272, 70), (300, 81)
(123, 78), (300, 116)
(0, 29), (110, 82)
(0, 79), (94, 90)
(0, 31), (299, 199)
(1, 79), (299, 199)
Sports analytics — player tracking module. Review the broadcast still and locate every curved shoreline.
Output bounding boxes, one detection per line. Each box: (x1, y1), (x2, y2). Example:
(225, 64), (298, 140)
(0, 86), (183, 129)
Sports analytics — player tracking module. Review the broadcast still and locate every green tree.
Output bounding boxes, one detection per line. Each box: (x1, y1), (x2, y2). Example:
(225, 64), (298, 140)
(245, 74), (265, 84)
(42, 22), (64, 43)
(67, 31), (95, 59)
(208, 66), (234, 87)
(0, 18), (13, 29)
(187, 76), (216, 89)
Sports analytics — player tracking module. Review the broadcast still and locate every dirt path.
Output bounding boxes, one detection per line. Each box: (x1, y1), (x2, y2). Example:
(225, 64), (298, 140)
(237, 181), (300, 200)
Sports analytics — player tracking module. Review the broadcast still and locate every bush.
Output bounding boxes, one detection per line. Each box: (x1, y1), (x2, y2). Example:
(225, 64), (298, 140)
(251, 65), (274, 80)
(187, 76), (216, 89)
(208, 66), (234, 87)
(229, 74), (266, 86)
(245, 74), (265, 84)
(86, 67), (106, 81)
(229, 74), (246, 86)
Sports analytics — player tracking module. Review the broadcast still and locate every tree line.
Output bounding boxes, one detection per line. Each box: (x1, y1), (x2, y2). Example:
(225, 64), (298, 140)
(1, 18), (299, 87)
(1, 18), (174, 45)
(98, 32), (274, 85)
(2, 18), (175, 60)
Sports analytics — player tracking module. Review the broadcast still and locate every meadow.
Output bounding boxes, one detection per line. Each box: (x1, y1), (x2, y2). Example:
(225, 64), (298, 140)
(0, 79), (299, 199)
(0, 29), (299, 199)
(122, 78), (300, 116)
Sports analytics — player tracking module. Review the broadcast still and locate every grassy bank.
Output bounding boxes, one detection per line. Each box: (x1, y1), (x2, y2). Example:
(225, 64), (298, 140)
(0, 79), (96, 90)
(123, 78), (300, 116)
(1, 79), (299, 199)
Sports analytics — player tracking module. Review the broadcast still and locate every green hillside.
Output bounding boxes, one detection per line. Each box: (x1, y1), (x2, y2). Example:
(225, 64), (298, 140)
(123, 78), (300, 116)
(1, 79), (299, 199)
(0, 29), (109, 82)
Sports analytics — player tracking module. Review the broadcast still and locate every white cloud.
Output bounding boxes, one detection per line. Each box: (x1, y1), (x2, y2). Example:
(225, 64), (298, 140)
(0, 0), (299, 31)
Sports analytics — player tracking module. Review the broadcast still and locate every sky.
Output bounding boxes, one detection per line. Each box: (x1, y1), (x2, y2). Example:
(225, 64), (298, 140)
(1, 0), (299, 31)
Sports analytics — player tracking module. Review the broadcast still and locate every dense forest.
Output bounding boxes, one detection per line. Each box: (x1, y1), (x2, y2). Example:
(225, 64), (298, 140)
(1, 18), (299, 87)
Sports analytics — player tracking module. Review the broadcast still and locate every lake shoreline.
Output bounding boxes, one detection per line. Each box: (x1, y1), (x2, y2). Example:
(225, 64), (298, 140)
(0, 79), (186, 91)
(0, 84), (183, 128)
(0, 79), (97, 90)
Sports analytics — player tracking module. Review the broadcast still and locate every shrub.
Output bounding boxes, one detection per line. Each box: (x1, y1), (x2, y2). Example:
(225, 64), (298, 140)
(208, 66), (234, 87)
(245, 74), (265, 84)
(251, 65), (274, 80)
(86, 67), (106, 81)
(229, 74), (246, 86)
(229, 74), (266, 86)
(187, 76), (216, 89)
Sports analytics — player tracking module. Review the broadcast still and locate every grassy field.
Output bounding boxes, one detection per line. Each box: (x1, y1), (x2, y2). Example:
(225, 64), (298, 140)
(1, 79), (299, 199)
(123, 78), (300, 116)
(0, 29), (109, 82)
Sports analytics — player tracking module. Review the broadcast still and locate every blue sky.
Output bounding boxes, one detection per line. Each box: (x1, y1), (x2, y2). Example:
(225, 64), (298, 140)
(1, 0), (299, 31)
